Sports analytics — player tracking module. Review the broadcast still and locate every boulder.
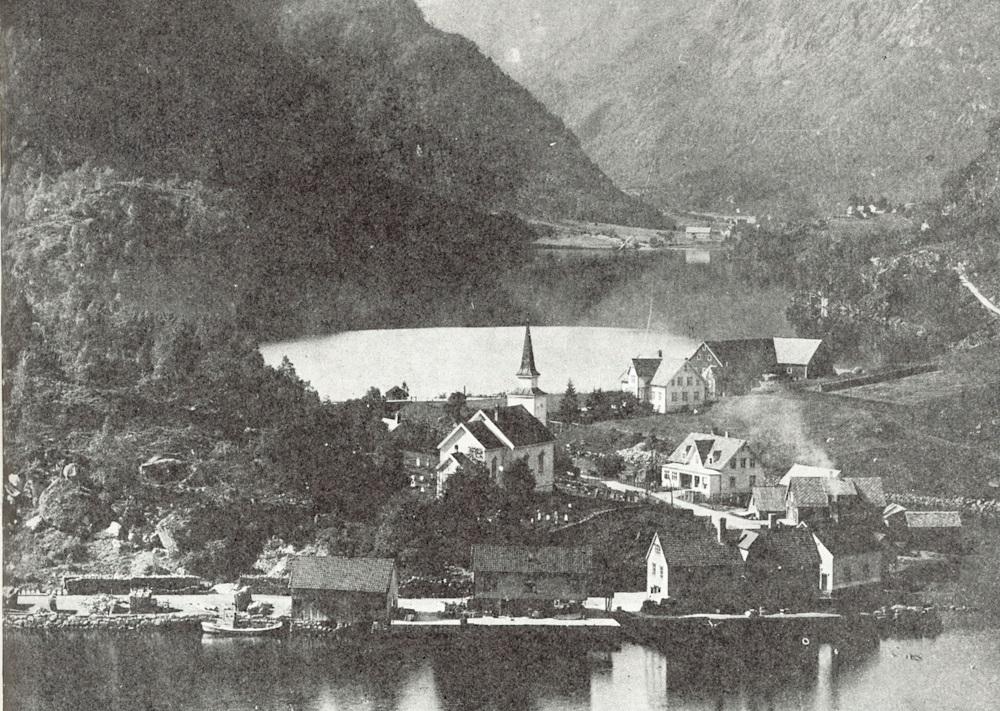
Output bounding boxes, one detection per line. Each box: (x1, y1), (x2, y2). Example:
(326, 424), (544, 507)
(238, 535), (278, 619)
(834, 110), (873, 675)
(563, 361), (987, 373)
(37, 478), (108, 536)
(139, 456), (187, 480)
(24, 514), (46, 532)
(95, 521), (123, 540)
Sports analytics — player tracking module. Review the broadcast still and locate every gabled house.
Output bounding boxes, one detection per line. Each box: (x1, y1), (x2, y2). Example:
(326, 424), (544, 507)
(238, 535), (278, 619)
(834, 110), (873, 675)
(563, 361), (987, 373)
(645, 529), (743, 609)
(748, 486), (786, 520)
(740, 528), (821, 608)
(811, 528), (884, 596)
(773, 338), (833, 380)
(785, 475), (885, 525)
(288, 555), (398, 624)
(661, 432), (761, 500)
(620, 356), (707, 413)
(436, 405), (555, 496)
(471, 545), (591, 606)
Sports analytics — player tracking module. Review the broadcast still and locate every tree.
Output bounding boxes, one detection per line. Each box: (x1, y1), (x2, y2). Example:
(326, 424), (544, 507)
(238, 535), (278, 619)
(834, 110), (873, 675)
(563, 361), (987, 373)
(596, 453), (625, 479)
(500, 456), (535, 513)
(558, 380), (581, 423)
(444, 391), (468, 423)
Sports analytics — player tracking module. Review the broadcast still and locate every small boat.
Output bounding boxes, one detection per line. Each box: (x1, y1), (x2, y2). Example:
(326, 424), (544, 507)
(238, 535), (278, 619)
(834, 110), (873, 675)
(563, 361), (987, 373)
(201, 620), (285, 637)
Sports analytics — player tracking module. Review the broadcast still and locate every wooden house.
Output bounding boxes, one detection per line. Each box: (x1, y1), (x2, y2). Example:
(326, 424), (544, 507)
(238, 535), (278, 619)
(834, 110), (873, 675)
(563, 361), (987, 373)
(288, 555), (397, 624)
(748, 486), (786, 520)
(645, 529), (743, 609)
(740, 528), (821, 608)
(785, 475), (885, 525)
(811, 529), (884, 596)
(620, 356), (708, 412)
(471, 544), (591, 606)
(661, 432), (761, 500)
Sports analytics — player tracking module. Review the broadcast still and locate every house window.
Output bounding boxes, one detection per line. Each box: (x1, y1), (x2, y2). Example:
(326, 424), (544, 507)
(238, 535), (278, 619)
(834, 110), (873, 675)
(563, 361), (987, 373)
(491, 459), (498, 477)
(538, 451), (545, 471)
(729, 476), (736, 489)
(730, 460), (736, 469)
(693, 390), (701, 401)
(686, 376), (693, 386)
(672, 392), (678, 402)
(749, 458), (756, 468)
(682, 391), (689, 402)
(740, 458), (747, 468)
(749, 475), (756, 487)
(525, 580), (536, 594)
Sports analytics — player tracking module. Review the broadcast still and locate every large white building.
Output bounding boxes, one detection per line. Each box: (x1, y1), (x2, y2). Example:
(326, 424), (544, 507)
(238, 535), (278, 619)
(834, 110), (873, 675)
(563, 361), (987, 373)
(436, 327), (555, 496)
(620, 355), (708, 413)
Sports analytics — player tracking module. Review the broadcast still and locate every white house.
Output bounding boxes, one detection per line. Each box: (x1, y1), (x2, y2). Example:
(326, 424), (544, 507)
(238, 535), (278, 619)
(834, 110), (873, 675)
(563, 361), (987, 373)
(811, 529), (884, 595)
(436, 326), (554, 496)
(778, 463), (842, 487)
(620, 356), (708, 413)
(661, 432), (761, 499)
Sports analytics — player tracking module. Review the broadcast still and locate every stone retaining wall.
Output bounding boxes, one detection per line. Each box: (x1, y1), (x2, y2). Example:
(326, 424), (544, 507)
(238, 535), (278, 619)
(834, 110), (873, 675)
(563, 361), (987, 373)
(886, 493), (999, 517)
(3, 611), (211, 633)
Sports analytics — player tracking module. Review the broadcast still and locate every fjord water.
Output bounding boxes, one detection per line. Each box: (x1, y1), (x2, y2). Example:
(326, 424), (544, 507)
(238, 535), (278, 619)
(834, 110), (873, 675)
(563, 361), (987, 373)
(5, 630), (999, 710)
(260, 327), (700, 401)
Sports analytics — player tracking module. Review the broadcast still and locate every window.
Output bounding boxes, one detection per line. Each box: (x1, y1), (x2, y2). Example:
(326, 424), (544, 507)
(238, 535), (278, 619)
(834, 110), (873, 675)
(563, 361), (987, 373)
(740, 458), (747, 468)
(729, 476), (736, 489)
(682, 391), (689, 402)
(686, 376), (693, 386)
(749, 458), (756, 468)
(749, 475), (756, 487)
(524, 580), (536, 594)
(491, 459), (497, 477)
(730, 460), (736, 469)
(538, 451), (545, 471)
(672, 392), (678, 402)
(694, 391), (701, 401)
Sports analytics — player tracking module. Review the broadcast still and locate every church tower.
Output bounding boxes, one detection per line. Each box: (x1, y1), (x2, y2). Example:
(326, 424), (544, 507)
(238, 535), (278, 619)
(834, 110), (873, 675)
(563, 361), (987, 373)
(506, 325), (547, 425)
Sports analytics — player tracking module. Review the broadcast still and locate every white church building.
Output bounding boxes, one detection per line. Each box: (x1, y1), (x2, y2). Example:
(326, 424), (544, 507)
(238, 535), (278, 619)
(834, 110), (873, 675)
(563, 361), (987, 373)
(436, 326), (555, 497)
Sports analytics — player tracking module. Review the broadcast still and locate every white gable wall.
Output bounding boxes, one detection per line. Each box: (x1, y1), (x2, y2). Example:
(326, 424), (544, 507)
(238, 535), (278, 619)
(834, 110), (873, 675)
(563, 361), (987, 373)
(645, 533), (669, 602)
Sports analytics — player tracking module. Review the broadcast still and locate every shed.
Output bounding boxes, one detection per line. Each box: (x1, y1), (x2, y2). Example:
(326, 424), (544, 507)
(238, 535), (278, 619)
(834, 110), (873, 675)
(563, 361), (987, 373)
(748, 486), (786, 519)
(471, 544), (591, 604)
(288, 555), (397, 624)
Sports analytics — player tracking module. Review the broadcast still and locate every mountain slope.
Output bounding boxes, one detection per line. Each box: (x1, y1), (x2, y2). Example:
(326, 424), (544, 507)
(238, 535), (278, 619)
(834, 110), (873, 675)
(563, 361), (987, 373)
(418, 0), (1000, 214)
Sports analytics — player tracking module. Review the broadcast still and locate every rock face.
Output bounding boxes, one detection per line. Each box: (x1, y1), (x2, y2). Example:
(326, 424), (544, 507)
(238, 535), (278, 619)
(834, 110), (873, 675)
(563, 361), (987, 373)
(36, 479), (108, 536)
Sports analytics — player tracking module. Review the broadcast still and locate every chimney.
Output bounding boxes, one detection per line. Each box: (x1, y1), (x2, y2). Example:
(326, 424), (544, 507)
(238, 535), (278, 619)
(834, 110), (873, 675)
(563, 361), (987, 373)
(767, 513), (777, 529)
(716, 517), (727, 543)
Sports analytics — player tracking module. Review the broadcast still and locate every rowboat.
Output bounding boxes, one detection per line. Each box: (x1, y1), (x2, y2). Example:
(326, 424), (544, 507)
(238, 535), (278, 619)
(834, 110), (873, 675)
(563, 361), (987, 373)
(201, 620), (284, 637)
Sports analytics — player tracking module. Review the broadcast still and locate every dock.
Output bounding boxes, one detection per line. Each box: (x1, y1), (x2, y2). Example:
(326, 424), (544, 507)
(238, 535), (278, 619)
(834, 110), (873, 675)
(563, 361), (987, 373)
(391, 616), (622, 648)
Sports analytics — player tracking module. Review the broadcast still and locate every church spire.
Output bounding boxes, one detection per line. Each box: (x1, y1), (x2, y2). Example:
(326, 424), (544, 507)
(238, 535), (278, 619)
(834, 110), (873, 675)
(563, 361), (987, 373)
(516, 324), (540, 378)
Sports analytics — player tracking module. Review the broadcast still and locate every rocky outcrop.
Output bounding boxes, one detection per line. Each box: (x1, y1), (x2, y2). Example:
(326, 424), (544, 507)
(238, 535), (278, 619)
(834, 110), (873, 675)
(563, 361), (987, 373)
(36, 479), (109, 536)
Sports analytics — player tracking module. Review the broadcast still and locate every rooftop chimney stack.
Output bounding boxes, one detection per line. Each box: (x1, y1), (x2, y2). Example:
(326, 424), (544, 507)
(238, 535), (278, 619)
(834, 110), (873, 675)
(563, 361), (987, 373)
(767, 513), (777, 529)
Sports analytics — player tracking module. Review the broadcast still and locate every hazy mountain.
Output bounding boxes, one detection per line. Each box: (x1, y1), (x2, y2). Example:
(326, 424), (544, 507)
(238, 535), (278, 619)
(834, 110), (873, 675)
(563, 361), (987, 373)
(418, 0), (1000, 214)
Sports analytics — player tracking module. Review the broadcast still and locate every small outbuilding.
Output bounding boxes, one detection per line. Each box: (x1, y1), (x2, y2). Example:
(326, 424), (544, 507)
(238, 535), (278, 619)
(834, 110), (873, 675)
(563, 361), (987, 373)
(886, 510), (963, 552)
(289, 555), (397, 624)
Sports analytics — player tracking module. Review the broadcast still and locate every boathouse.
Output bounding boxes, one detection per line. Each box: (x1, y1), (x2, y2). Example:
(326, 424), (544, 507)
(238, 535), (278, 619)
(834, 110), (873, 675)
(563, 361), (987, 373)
(471, 544), (591, 610)
(740, 528), (821, 608)
(288, 555), (398, 624)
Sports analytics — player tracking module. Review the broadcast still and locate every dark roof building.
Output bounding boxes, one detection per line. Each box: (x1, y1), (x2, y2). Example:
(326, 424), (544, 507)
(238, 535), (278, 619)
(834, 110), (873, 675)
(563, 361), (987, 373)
(289, 555), (398, 624)
(471, 545), (592, 603)
(289, 555), (396, 594)
(748, 486), (786, 518)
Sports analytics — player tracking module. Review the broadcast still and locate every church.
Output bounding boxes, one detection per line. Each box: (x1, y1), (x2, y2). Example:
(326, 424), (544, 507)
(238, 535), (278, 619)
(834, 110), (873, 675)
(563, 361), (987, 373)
(436, 326), (556, 497)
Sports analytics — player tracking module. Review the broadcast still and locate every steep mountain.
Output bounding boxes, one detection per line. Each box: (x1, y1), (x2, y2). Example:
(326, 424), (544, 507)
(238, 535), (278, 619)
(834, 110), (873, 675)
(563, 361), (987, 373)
(1, 0), (662, 337)
(418, 0), (1000, 214)
(2, 0), (659, 227)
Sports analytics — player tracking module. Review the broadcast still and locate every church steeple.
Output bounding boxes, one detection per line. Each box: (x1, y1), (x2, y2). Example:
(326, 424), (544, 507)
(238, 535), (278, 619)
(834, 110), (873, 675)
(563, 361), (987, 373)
(508, 325), (547, 425)
(517, 324), (541, 380)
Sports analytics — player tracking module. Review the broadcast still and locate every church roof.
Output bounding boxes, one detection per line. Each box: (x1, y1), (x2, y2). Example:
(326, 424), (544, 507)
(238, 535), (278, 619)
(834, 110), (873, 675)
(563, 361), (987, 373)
(462, 421), (506, 451)
(483, 405), (554, 447)
(516, 325), (541, 378)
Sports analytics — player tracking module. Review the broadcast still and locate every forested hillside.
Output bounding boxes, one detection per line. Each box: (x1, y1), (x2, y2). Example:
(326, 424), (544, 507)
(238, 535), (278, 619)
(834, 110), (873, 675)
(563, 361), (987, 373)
(420, 0), (1000, 214)
(730, 120), (1000, 363)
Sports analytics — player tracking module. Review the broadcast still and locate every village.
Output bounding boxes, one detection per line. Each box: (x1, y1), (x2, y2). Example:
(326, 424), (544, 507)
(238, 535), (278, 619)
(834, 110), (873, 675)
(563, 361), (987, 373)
(4, 327), (967, 647)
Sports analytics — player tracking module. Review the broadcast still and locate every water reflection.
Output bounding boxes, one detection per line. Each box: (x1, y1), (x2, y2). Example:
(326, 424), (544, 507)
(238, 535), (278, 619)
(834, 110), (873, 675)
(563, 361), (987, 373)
(4, 628), (995, 711)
